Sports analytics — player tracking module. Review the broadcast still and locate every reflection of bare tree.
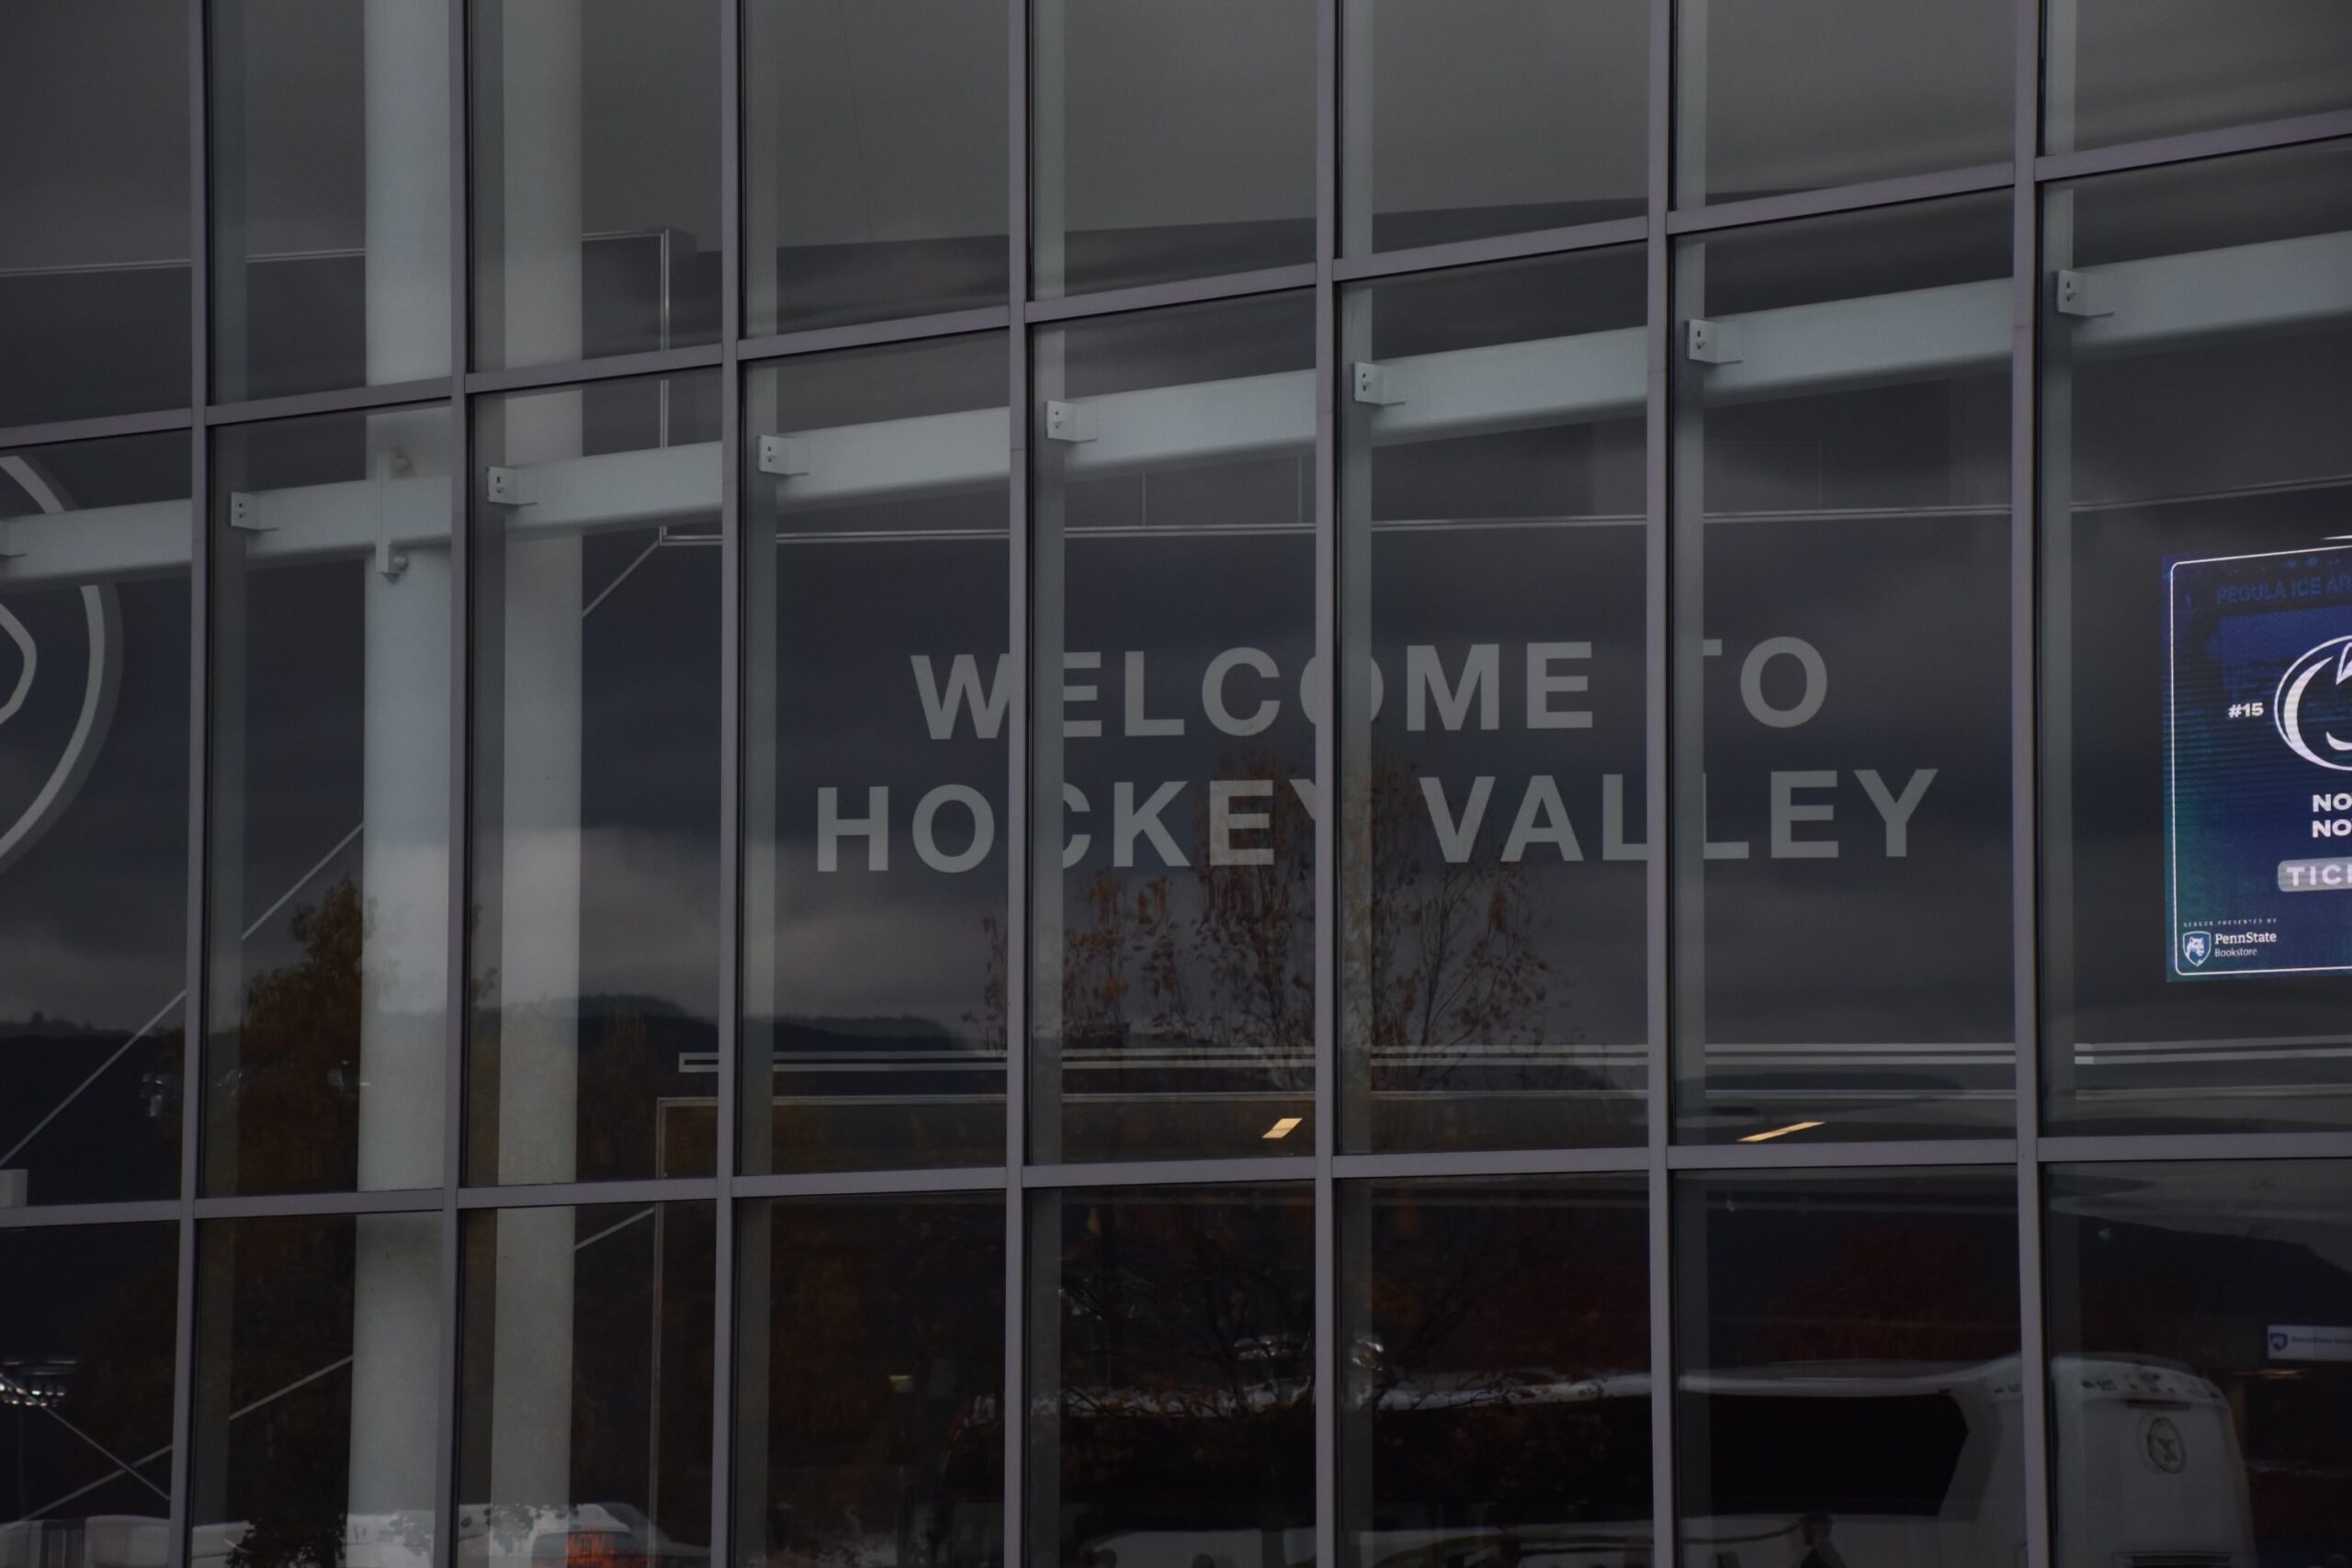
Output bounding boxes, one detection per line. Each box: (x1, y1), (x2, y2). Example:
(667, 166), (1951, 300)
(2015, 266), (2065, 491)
(225, 878), (366, 1192)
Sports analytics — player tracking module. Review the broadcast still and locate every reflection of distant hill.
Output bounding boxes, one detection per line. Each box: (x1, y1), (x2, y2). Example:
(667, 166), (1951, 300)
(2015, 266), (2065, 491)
(770, 1014), (976, 1055)
(0, 1023), (180, 1206)
(0, 1013), (106, 1038)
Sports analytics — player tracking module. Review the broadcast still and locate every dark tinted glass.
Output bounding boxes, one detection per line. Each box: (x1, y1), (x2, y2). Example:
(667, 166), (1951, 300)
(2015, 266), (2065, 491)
(1029, 1187), (1314, 1568)
(1342, 0), (1644, 253)
(192, 1212), (445, 1568)
(210, 0), (452, 401)
(1672, 0), (2011, 206)
(1672, 194), (2015, 1144)
(1339, 250), (1648, 1154)
(471, 0), (721, 371)
(468, 372), (722, 1187)
(743, 0), (1008, 332)
(0, 1), (190, 426)
(206, 407), (453, 1195)
(1674, 1168), (2021, 1565)
(0, 434), (190, 1206)
(1339, 1179), (1649, 1568)
(1030, 295), (1317, 1162)
(457, 1201), (715, 1568)
(2040, 141), (2352, 1134)
(735, 1196), (1004, 1568)
(742, 334), (1010, 1172)
(2046, 1161), (2352, 1568)
(0, 1224), (178, 1551)
(1032, 0), (1314, 298)
(2047, 1), (2352, 153)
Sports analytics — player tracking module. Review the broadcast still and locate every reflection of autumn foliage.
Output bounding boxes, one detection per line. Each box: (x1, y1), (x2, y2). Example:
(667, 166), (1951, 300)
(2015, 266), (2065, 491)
(1056, 1196), (1314, 1559)
(1357, 764), (1549, 1061)
(1355, 1189), (1650, 1533)
(226, 878), (365, 1191)
(1767, 1224), (2017, 1366)
(753, 1201), (1002, 1568)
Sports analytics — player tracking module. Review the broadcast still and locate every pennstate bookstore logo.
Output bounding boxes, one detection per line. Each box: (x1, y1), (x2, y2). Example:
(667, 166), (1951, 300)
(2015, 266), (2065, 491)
(0, 454), (125, 878)
(2275, 634), (2352, 772)
(2180, 931), (2212, 967)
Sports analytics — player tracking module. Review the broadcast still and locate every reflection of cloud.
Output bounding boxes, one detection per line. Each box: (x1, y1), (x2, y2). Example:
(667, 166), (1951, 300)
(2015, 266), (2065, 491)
(757, 843), (995, 1031)
(571, 826), (722, 1014)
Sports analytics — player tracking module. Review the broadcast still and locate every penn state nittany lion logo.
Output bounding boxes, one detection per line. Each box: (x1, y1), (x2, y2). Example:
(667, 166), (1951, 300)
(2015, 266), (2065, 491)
(0, 454), (124, 877)
(2180, 931), (2211, 967)
(2274, 635), (2352, 772)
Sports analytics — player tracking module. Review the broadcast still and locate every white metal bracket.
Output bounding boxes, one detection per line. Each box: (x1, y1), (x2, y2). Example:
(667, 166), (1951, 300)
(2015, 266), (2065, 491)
(0, 518), (23, 564)
(1351, 362), (1405, 406)
(1044, 400), (1096, 444)
(483, 466), (536, 506)
(2053, 268), (2113, 319)
(756, 434), (811, 477)
(1685, 318), (1742, 365)
(228, 491), (274, 532)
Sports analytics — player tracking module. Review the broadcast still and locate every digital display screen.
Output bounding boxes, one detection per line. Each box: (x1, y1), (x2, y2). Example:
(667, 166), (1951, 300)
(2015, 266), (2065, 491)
(2167, 543), (2352, 978)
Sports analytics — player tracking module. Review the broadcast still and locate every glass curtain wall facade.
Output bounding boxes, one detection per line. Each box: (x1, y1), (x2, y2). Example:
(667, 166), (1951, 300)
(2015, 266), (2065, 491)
(2, 5), (2350, 1568)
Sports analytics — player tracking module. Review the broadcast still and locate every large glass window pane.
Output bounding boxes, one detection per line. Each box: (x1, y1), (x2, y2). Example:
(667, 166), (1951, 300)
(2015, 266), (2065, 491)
(2046, 1161), (2352, 1568)
(2045, 1), (2352, 154)
(1339, 1179), (1649, 1568)
(1341, 0), (1644, 254)
(207, 406), (453, 1195)
(210, 0), (451, 402)
(1339, 250), (1647, 1154)
(734, 1195), (1004, 1568)
(471, 0), (721, 372)
(1030, 295), (1317, 1163)
(1032, 0), (1314, 299)
(2040, 140), (2352, 1135)
(1674, 1168), (2022, 1568)
(1, 434), (190, 1206)
(457, 1201), (715, 1568)
(741, 335), (1009, 1173)
(1672, 0), (2011, 207)
(743, 0), (1007, 333)
(0, 1), (190, 425)
(469, 372), (721, 1186)
(192, 1212), (445, 1568)
(1671, 195), (2015, 1144)
(0, 1223), (178, 1551)
(1028, 1186), (1313, 1568)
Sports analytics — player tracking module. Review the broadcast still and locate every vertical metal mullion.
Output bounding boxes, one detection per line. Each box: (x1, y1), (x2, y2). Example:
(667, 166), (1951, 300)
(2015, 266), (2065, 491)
(2010, 4), (2053, 1568)
(436, 0), (472, 1562)
(712, 2), (746, 1564)
(1003, 0), (1032, 1555)
(1311, 0), (1339, 1551)
(170, 0), (212, 1562)
(1643, 0), (1678, 1563)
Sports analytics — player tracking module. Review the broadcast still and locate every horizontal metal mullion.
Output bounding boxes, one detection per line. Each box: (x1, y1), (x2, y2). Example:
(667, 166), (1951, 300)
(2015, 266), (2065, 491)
(204, 377), (456, 427)
(2034, 110), (2352, 185)
(1023, 264), (1320, 324)
(2037, 1129), (2352, 1165)
(0, 1198), (185, 1231)
(453, 1176), (721, 1209)
(1331, 216), (1648, 283)
(738, 306), (1014, 364)
(1666, 162), (2017, 235)
(464, 342), (725, 397)
(1665, 1136), (2022, 1170)
(190, 1186), (445, 1220)
(1331, 1145), (1649, 1182)
(1020, 1156), (1315, 1189)
(0, 407), (196, 451)
(731, 1165), (1011, 1200)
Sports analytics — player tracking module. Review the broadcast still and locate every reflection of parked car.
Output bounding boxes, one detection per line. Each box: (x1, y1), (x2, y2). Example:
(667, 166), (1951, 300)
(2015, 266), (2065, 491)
(0, 1514), (171, 1568)
(454, 1503), (711, 1568)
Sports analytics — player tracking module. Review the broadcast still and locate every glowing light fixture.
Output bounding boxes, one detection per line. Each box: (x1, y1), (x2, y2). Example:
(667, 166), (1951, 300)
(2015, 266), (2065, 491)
(1737, 1120), (1824, 1144)
(1262, 1116), (1303, 1140)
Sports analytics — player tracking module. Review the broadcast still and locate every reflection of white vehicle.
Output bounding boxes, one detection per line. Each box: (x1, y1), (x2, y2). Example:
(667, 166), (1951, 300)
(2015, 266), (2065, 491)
(0, 1515), (169, 1568)
(165, 1505), (703, 1568)
(2052, 1359), (2254, 1568)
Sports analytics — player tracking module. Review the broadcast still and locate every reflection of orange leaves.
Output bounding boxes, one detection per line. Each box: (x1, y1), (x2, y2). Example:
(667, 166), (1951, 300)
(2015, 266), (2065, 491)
(230, 877), (366, 1190)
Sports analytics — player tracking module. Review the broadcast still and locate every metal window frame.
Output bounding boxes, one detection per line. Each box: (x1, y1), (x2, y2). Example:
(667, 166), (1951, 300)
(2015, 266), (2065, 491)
(1, 12), (2348, 1568)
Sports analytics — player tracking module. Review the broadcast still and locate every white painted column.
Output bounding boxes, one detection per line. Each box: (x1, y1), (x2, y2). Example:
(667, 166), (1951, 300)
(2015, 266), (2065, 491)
(485, 4), (585, 1557)
(349, 4), (453, 1566)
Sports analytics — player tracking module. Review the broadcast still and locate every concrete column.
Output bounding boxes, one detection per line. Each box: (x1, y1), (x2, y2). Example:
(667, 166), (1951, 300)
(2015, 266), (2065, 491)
(348, 4), (454, 1565)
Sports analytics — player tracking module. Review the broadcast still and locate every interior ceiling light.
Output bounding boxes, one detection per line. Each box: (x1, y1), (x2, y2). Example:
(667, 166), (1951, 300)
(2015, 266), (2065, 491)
(1737, 1120), (1825, 1144)
(1262, 1116), (1303, 1140)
